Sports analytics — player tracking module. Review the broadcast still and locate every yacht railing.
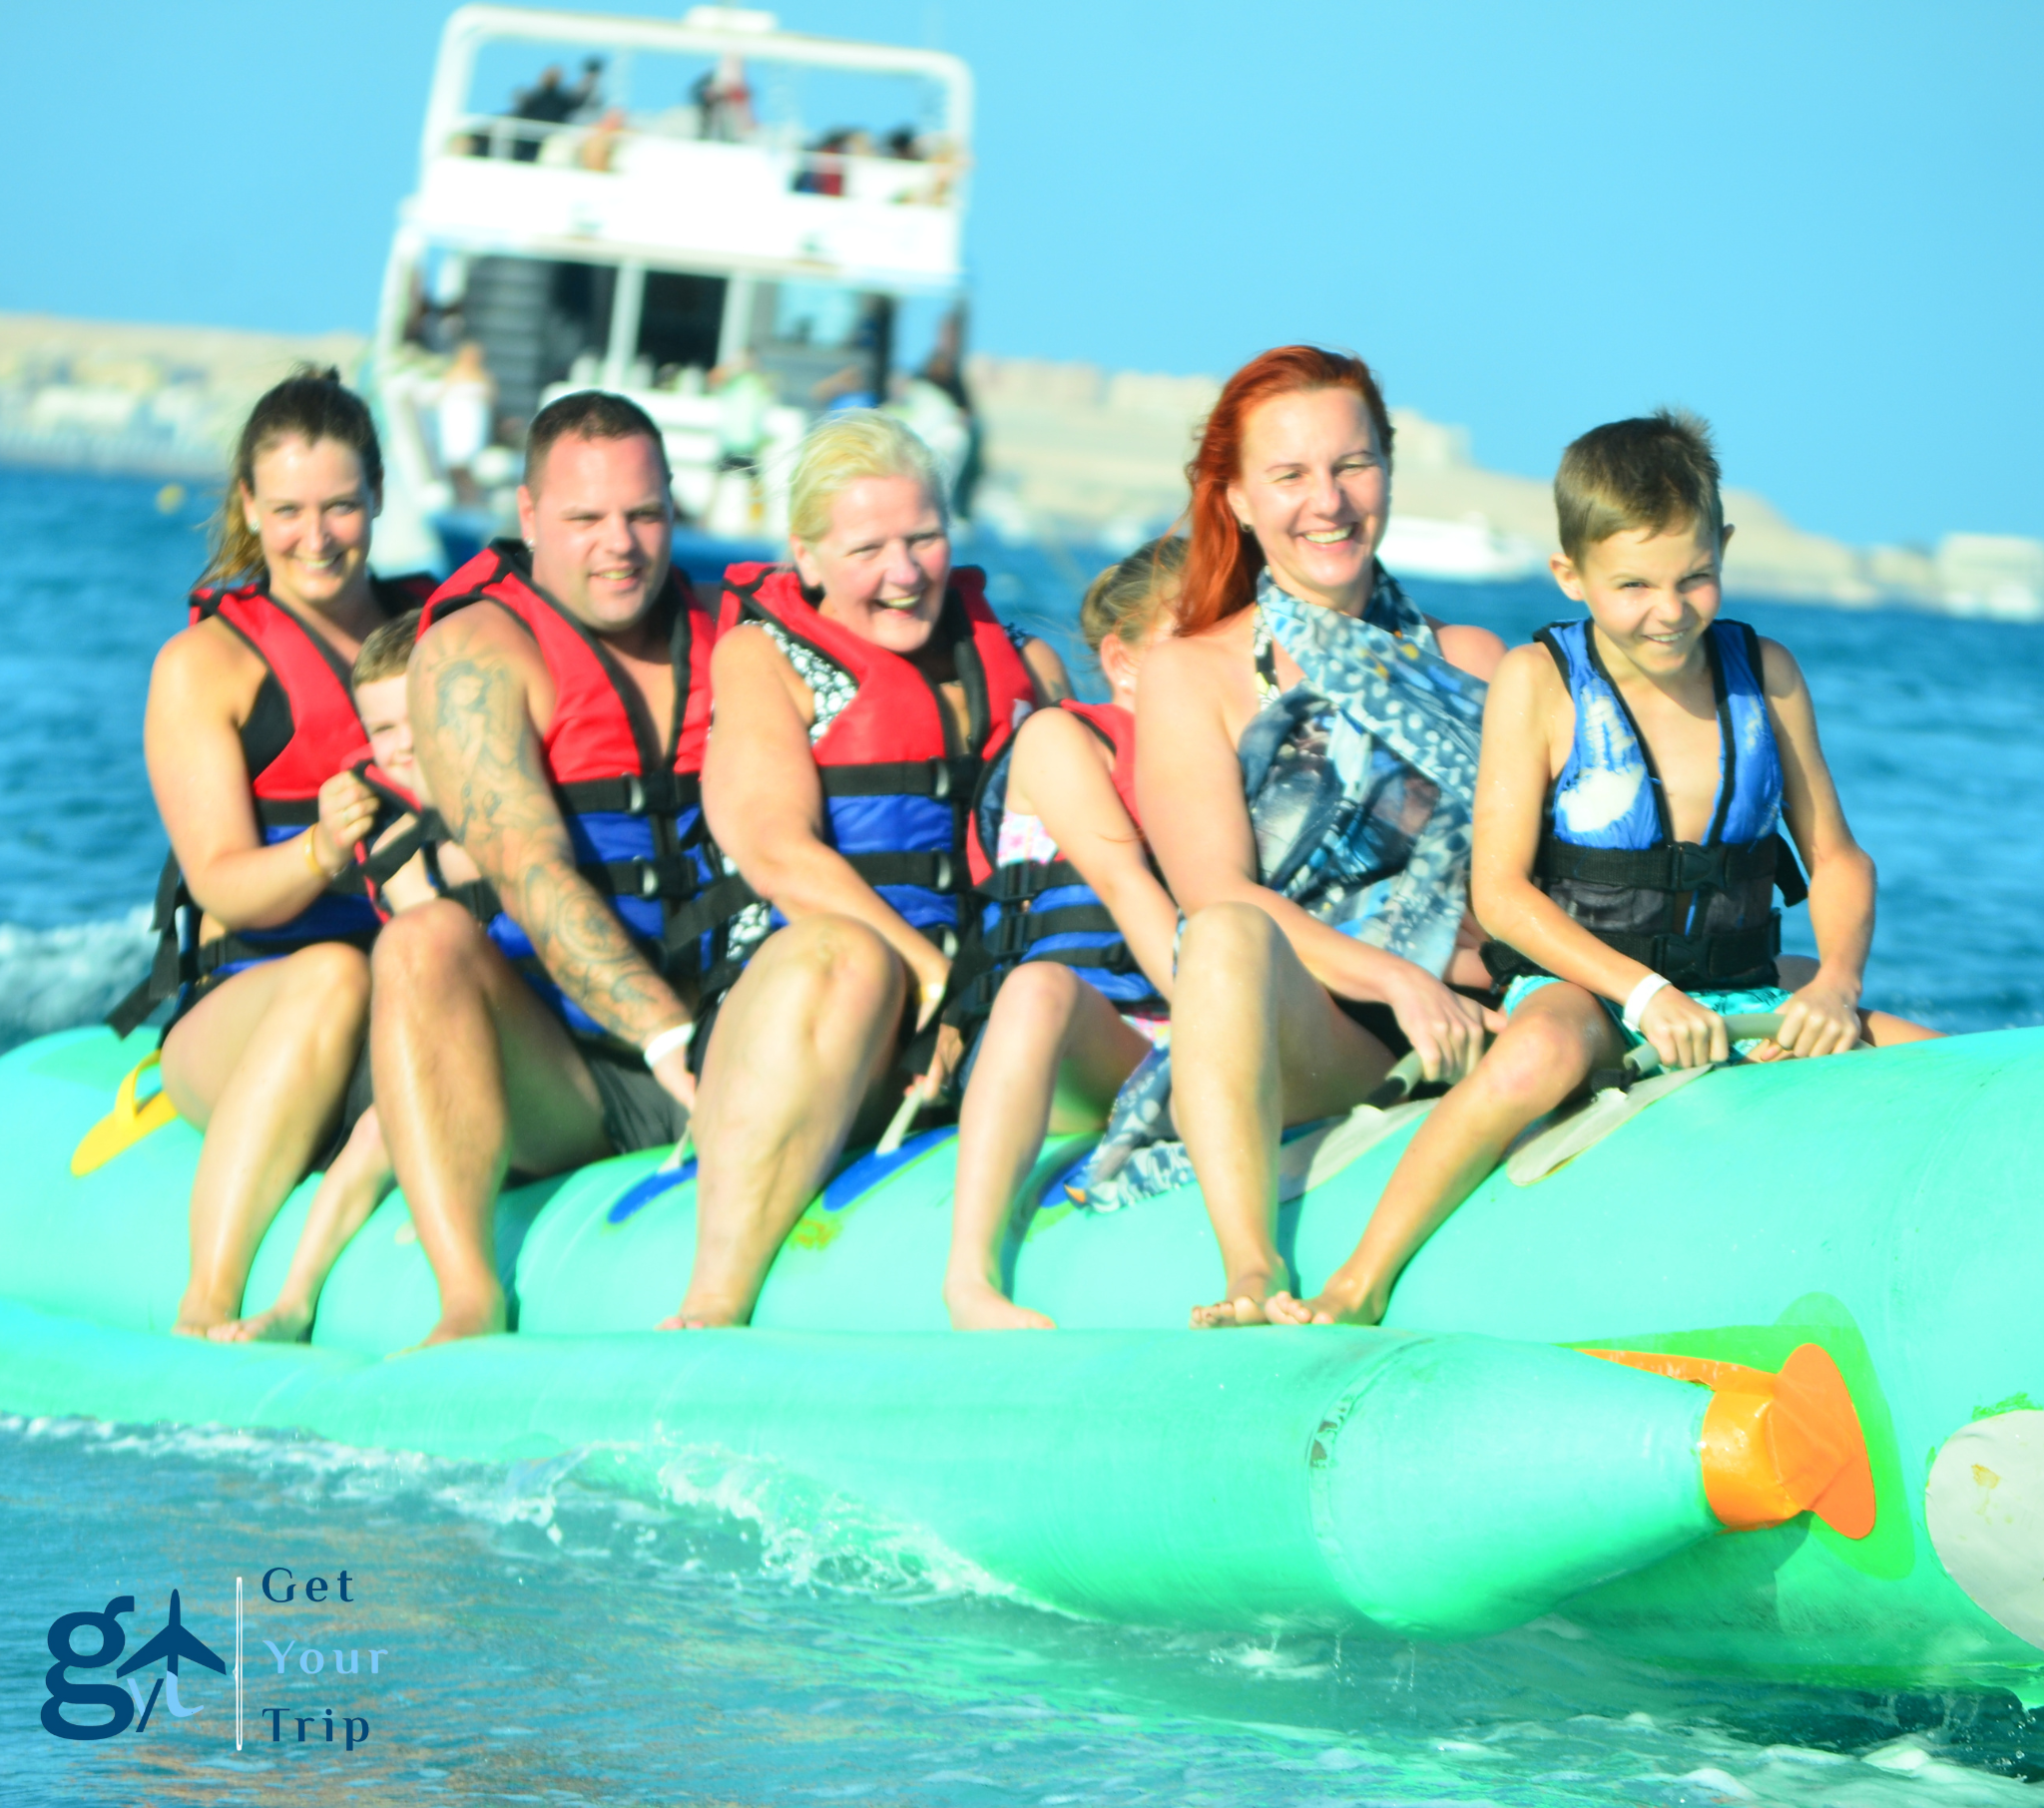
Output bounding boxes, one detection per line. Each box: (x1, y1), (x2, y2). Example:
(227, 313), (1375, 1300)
(421, 4), (973, 181)
(438, 111), (963, 208)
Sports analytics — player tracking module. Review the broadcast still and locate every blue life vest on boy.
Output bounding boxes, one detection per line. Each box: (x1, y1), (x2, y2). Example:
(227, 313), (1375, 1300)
(957, 699), (1167, 1025)
(702, 563), (1037, 1007)
(1483, 618), (1807, 993)
(108, 573), (432, 1037)
(420, 541), (731, 1045)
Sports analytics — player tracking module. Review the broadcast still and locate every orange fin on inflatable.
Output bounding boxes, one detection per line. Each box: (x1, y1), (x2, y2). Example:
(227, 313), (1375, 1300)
(70, 1053), (181, 1177)
(1589, 1343), (1876, 1539)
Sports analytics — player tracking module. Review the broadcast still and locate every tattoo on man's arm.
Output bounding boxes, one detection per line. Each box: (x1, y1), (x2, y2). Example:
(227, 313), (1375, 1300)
(418, 645), (684, 1043)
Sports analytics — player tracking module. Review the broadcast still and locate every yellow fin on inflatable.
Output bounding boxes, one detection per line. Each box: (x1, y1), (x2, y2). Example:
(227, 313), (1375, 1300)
(70, 1053), (180, 1176)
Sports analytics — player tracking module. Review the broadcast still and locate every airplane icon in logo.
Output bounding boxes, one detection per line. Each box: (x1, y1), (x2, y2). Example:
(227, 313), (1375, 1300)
(117, 1590), (226, 1721)
(119, 1589), (227, 1677)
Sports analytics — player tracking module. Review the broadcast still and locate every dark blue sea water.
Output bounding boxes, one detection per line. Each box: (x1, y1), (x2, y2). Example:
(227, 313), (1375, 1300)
(2, 466), (2042, 1806)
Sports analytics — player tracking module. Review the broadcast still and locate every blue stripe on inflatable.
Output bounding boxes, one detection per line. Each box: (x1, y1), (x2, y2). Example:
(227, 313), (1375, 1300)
(607, 1158), (699, 1224)
(820, 1129), (957, 1214)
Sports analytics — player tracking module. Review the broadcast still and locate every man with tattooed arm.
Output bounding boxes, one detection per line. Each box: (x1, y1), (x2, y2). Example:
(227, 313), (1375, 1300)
(370, 392), (715, 1342)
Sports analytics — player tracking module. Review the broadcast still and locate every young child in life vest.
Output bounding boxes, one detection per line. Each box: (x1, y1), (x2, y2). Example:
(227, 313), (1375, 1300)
(1257, 410), (1938, 1329)
(942, 541), (1185, 1330)
(211, 610), (486, 1342)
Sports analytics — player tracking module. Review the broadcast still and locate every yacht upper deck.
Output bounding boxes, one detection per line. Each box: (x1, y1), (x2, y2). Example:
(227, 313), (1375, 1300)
(410, 5), (973, 291)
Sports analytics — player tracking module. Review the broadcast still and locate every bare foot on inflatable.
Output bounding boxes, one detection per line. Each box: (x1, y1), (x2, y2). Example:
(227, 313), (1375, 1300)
(1191, 1270), (1290, 1328)
(419, 1288), (506, 1346)
(1262, 1290), (1316, 1326)
(171, 1291), (232, 1338)
(944, 1278), (1055, 1331)
(1294, 1276), (1386, 1327)
(658, 1284), (751, 1330)
(208, 1299), (314, 1344)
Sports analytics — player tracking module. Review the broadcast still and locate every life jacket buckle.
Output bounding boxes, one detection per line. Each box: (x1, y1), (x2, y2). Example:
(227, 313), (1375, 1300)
(1651, 932), (1711, 986)
(625, 775), (647, 815)
(929, 760), (952, 800)
(1673, 842), (1728, 892)
(638, 860), (662, 900)
(933, 853), (955, 892)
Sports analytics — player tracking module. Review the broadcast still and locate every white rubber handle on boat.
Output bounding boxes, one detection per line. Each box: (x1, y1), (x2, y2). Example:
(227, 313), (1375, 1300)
(1362, 1050), (1428, 1112)
(874, 1087), (925, 1156)
(1624, 1011), (1791, 1081)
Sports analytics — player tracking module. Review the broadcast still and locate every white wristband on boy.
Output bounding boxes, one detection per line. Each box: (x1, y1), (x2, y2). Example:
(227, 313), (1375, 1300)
(642, 1022), (695, 1070)
(1622, 973), (1672, 1035)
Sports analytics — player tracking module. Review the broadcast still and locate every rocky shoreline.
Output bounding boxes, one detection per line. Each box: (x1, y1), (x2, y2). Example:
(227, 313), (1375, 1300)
(1, 312), (2035, 619)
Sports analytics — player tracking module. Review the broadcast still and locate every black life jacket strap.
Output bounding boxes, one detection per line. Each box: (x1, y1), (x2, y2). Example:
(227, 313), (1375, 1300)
(107, 852), (192, 1037)
(1772, 832), (1809, 907)
(556, 771), (702, 816)
(979, 899), (1125, 961)
(1535, 829), (1806, 907)
(252, 797), (322, 829)
(659, 873), (759, 953)
(1536, 833), (1774, 893)
(583, 851), (712, 904)
(976, 856), (1089, 905)
(818, 757), (980, 802)
(1481, 916), (1782, 994)
(358, 818), (435, 890)
(844, 849), (966, 894)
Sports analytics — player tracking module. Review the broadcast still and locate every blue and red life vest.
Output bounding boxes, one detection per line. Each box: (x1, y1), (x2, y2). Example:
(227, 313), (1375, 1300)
(420, 540), (727, 1042)
(703, 563), (1038, 1005)
(957, 698), (1167, 1024)
(109, 573), (430, 1037)
(1482, 618), (1807, 993)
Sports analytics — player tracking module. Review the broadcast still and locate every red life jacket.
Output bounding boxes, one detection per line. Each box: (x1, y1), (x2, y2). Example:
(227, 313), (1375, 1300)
(421, 541), (726, 1038)
(108, 573), (431, 1038)
(1060, 699), (1142, 830)
(197, 584), (383, 819)
(707, 563), (1038, 998)
(956, 696), (1165, 1027)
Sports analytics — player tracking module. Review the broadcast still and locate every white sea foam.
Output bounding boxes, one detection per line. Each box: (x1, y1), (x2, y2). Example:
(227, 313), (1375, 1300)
(1, 1412), (1028, 1609)
(655, 1443), (1032, 1605)
(0, 906), (153, 1050)
(6, 1413), (2042, 1805)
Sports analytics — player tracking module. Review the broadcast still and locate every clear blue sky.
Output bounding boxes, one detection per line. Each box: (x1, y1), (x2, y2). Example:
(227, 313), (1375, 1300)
(3, 1), (2038, 547)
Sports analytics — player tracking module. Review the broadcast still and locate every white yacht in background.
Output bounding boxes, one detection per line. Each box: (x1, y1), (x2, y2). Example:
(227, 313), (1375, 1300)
(364, 3), (973, 576)
(1376, 513), (1545, 585)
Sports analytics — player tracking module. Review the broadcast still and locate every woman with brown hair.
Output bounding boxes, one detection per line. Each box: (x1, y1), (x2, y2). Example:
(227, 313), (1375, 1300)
(1117, 345), (1507, 1326)
(137, 367), (420, 1335)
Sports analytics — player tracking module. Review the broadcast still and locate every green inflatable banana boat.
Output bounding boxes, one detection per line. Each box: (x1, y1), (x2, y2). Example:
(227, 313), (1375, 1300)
(2, 1021), (2040, 1700)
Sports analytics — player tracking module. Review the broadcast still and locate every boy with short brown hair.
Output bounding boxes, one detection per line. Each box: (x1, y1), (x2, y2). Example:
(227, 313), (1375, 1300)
(1259, 408), (1934, 1328)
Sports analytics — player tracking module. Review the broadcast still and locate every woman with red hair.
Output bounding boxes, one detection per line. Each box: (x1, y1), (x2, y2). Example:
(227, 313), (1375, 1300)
(1100, 345), (1506, 1325)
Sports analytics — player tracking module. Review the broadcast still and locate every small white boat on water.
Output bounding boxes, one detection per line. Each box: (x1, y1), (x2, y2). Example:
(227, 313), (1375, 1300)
(1377, 512), (1546, 584)
(362, 3), (975, 575)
